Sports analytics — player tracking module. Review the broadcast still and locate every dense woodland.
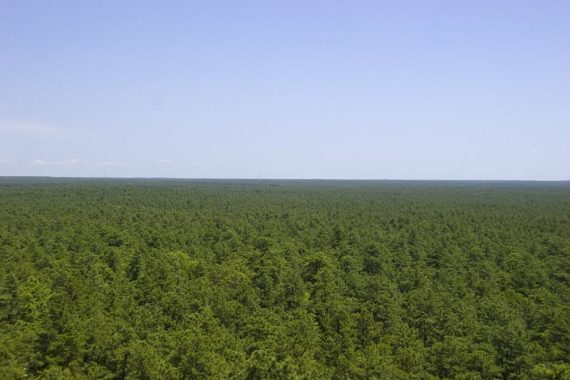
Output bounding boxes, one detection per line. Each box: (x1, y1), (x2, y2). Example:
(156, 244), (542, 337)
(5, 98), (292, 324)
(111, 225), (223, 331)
(0, 178), (569, 379)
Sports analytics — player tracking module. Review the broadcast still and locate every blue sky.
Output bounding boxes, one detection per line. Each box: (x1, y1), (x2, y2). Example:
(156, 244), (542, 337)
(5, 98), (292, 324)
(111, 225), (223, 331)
(1, 1), (568, 179)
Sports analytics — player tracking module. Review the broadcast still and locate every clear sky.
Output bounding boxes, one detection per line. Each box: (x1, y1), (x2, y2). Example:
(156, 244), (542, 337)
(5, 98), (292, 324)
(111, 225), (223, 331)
(1, 1), (568, 179)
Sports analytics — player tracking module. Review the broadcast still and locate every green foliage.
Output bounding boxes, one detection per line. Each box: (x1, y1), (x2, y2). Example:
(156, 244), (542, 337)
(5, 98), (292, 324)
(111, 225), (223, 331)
(0, 178), (569, 378)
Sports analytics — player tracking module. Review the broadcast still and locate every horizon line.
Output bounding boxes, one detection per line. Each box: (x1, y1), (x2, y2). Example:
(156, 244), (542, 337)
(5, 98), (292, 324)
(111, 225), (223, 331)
(1, 175), (569, 182)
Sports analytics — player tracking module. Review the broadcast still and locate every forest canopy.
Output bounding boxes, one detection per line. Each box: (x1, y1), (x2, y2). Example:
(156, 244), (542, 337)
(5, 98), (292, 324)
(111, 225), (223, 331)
(1, 178), (569, 379)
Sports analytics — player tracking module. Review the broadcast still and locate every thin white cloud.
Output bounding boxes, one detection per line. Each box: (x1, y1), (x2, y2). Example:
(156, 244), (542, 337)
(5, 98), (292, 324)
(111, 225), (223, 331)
(156, 159), (173, 165)
(30, 159), (132, 167)
(31, 158), (80, 166)
(0, 158), (15, 164)
(0, 120), (66, 135)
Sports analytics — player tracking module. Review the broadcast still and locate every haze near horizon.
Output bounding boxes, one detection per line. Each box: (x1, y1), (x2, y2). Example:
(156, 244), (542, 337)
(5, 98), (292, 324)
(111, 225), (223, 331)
(1, 1), (568, 180)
